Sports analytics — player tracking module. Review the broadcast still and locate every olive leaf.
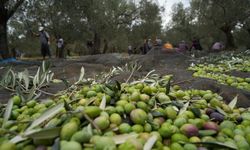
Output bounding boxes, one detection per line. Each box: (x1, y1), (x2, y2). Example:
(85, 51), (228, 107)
(33, 92), (42, 100)
(179, 102), (189, 115)
(191, 141), (237, 150)
(143, 135), (158, 150)
(87, 124), (93, 135)
(64, 100), (72, 111)
(9, 69), (16, 89)
(165, 79), (171, 94)
(22, 69), (30, 90)
(78, 67), (85, 83)
(25, 127), (61, 140)
(52, 79), (63, 83)
(10, 135), (27, 143)
(191, 107), (201, 118)
(115, 80), (121, 91)
(228, 95), (238, 109)
(39, 72), (48, 87)
(198, 130), (217, 136)
(103, 86), (115, 97)
(46, 71), (54, 83)
(2, 98), (13, 128)
(0, 61), (54, 101)
(112, 133), (138, 144)
(105, 84), (114, 91)
(227, 62), (232, 70)
(26, 86), (36, 101)
(52, 138), (60, 150)
(150, 110), (165, 117)
(26, 103), (64, 131)
(171, 101), (184, 108)
(42, 61), (51, 72)
(33, 67), (40, 86)
(42, 61), (46, 72)
(0, 67), (11, 86)
(16, 86), (25, 102)
(61, 78), (70, 88)
(99, 95), (106, 110)
(216, 106), (228, 117)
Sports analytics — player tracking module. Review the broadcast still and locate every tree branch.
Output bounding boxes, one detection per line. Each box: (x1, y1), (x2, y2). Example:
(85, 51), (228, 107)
(115, 5), (142, 26)
(214, 1), (226, 18)
(7, 0), (25, 19)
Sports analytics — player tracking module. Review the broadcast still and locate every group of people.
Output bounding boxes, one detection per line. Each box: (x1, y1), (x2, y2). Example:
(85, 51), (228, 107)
(34, 26), (65, 60)
(141, 39), (154, 54)
(128, 37), (163, 55)
(162, 38), (203, 53)
(36, 27), (224, 59)
(164, 38), (225, 53)
(128, 37), (223, 55)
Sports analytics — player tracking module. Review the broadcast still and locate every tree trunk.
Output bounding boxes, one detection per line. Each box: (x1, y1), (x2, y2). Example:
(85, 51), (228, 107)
(0, 0), (25, 59)
(247, 28), (250, 49)
(247, 28), (250, 37)
(93, 32), (101, 55)
(0, 12), (9, 59)
(102, 39), (108, 54)
(220, 25), (236, 50)
(225, 31), (236, 49)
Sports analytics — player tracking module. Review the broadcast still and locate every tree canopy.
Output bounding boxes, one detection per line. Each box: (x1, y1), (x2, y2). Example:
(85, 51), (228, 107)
(1, 0), (250, 58)
(166, 0), (250, 49)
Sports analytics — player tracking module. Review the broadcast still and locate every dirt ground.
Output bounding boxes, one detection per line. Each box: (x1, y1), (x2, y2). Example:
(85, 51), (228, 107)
(0, 49), (249, 107)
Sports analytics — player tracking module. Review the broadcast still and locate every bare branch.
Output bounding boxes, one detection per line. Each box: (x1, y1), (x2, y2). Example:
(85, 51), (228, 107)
(116, 6), (142, 26)
(7, 0), (25, 19)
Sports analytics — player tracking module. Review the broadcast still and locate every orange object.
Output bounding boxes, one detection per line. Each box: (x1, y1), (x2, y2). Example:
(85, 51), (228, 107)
(164, 43), (173, 49)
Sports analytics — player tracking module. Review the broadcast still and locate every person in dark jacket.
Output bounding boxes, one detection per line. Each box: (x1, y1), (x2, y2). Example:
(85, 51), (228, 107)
(190, 37), (203, 51)
(33, 27), (51, 59)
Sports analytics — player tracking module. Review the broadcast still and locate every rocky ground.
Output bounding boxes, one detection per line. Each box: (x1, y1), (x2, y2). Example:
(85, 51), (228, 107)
(0, 49), (249, 107)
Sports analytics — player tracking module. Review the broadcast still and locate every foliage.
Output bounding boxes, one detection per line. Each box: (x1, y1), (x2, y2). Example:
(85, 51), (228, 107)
(164, 3), (195, 45)
(2, 0), (250, 55)
(7, 0), (163, 56)
(165, 0), (250, 50)
(0, 61), (54, 101)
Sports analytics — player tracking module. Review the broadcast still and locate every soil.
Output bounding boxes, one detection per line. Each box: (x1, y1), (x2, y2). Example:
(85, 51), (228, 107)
(0, 49), (249, 107)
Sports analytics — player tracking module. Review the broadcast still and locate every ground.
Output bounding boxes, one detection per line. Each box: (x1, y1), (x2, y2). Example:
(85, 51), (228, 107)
(0, 49), (249, 107)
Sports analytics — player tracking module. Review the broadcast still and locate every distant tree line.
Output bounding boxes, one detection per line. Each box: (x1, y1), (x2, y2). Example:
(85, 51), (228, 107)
(0, 0), (249, 58)
(165, 0), (250, 50)
(1, 0), (162, 57)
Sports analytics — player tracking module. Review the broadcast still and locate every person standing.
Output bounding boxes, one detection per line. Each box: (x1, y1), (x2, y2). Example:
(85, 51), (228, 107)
(139, 46), (144, 54)
(87, 40), (94, 54)
(147, 39), (153, 50)
(56, 35), (64, 58)
(34, 27), (51, 59)
(154, 37), (162, 47)
(190, 37), (203, 51)
(177, 40), (189, 52)
(143, 39), (149, 54)
(128, 45), (132, 55)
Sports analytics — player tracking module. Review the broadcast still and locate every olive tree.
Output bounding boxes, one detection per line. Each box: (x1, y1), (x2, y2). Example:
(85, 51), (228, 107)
(0, 0), (25, 58)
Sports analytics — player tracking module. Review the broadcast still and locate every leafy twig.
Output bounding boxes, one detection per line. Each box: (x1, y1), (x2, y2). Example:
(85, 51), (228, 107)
(82, 111), (102, 134)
